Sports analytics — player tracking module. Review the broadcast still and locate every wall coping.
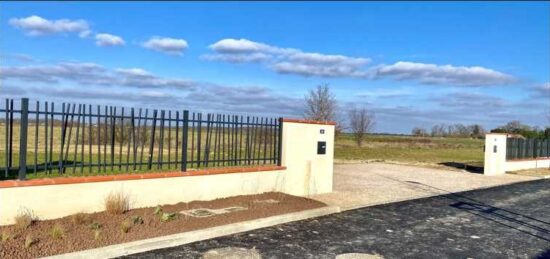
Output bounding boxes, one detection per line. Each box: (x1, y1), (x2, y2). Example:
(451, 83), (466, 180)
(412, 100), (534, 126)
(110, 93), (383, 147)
(282, 118), (336, 126)
(0, 166), (286, 188)
(506, 157), (550, 162)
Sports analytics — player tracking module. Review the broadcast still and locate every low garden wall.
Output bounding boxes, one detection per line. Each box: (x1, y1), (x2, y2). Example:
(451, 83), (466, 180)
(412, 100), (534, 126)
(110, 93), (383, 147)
(0, 119), (335, 225)
(484, 133), (550, 176)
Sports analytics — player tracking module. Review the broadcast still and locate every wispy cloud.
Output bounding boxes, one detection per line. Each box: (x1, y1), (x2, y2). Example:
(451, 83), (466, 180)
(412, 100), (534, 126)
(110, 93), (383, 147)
(205, 38), (515, 86)
(204, 38), (371, 78)
(95, 33), (125, 47)
(374, 61), (516, 86)
(9, 15), (89, 36)
(0, 62), (194, 89)
(142, 37), (188, 55)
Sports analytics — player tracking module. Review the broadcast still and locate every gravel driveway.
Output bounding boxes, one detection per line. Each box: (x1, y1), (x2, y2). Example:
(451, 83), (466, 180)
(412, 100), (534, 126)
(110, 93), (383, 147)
(311, 163), (536, 210)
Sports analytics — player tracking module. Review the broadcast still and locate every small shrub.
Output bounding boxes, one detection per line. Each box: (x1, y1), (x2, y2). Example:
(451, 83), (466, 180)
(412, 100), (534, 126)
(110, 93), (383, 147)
(120, 220), (132, 233)
(132, 215), (144, 225)
(14, 209), (35, 229)
(24, 235), (37, 248)
(153, 205), (163, 215)
(88, 222), (102, 230)
(104, 190), (130, 215)
(93, 229), (101, 240)
(50, 224), (64, 239)
(71, 213), (91, 225)
(160, 212), (177, 222)
(1, 231), (10, 242)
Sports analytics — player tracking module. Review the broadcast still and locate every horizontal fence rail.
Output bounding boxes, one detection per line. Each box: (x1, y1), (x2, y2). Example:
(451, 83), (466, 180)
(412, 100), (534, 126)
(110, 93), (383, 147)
(0, 98), (282, 180)
(506, 137), (550, 160)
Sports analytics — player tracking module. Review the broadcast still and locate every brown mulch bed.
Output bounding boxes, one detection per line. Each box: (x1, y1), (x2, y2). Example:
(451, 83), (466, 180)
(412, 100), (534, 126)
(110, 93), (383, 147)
(0, 192), (325, 258)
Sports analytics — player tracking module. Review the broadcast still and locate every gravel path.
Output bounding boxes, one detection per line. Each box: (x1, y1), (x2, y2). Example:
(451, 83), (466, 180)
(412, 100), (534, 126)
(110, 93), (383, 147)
(123, 179), (550, 259)
(310, 163), (536, 210)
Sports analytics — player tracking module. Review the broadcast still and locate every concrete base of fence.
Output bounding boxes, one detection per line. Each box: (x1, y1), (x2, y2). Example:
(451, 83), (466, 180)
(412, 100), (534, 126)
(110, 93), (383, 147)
(44, 205), (341, 259)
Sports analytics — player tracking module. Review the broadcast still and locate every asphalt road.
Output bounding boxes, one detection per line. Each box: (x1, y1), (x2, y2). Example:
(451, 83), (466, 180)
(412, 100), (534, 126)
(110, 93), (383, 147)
(123, 179), (550, 259)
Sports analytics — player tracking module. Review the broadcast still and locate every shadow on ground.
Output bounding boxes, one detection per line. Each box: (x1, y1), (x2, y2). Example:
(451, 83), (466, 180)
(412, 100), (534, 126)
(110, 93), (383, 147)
(438, 162), (484, 174)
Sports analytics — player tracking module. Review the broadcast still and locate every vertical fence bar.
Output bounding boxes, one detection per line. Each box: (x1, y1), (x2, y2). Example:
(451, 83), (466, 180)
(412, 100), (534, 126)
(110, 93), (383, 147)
(119, 108), (125, 170)
(147, 110), (158, 170)
(58, 103), (67, 174)
(33, 101), (39, 175)
(44, 101), (49, 174)
(139, 109), (148, 170)
(97, 105), (101, 173)
(8, 99), (13, 169)
(175, 111), (179, 169)
(181, 110), (189, 172)
(72, 104), (82, 174)
(84, 105), (89, 174)
(158, 110), (165, 169)
(49, 102), (54, 174)
(129, 108), (135, 171)
(18, 98), (29, 180)
(277, 117), (283, 166)
(167, 111), (171, 168)
(4, 99), (8, 178)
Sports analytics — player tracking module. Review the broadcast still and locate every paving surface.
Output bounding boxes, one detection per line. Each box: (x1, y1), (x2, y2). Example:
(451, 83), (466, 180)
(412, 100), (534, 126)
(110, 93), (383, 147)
(311, 163), (536, 210)
(122, 179), (550, 259)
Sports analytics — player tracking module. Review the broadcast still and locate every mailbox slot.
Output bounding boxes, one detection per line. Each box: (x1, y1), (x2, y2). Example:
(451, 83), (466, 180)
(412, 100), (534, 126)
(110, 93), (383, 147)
(317, 141), (326, 155)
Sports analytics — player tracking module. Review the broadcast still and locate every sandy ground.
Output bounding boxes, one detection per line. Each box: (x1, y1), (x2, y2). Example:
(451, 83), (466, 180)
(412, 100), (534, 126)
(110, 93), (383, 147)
(310, 162), (536, 210)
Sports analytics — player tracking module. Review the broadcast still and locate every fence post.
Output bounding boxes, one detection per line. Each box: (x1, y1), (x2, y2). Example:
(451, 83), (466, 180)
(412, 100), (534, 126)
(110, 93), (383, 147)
(277, 117), (283, 166)
(18, 98), (29, 180)
(181, 110), (189, 172)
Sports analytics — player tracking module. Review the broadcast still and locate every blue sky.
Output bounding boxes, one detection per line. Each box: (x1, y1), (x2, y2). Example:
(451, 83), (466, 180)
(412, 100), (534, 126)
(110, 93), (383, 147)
(1, 1), (549, 133)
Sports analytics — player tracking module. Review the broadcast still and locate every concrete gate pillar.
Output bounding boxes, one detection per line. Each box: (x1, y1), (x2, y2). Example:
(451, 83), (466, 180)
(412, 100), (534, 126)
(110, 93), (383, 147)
(483, 133), (508, 176)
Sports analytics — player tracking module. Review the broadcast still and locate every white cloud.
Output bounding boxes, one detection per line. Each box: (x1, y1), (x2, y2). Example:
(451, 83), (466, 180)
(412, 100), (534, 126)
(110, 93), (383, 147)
(9, 15), (89, 36)
(374, 61), (515, 86)
(205, 38), (371, 78)
(95, 33), (125, 46)
(142, 37), (188, 55)
(0, 62), (194, 89)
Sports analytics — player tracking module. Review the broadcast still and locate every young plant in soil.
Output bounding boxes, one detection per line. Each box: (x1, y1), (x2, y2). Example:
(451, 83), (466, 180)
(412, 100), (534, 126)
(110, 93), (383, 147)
(160, 212), (177, 222)
(24, 235), (37, 248)
(88, 222), (102, 230)
(93, 229), (101, 241)
(131, 215), (144, 225)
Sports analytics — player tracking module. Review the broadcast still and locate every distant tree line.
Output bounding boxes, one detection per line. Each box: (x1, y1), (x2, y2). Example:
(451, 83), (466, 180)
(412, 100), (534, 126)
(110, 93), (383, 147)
(411, 123), (486, 138)
(412, 120), (550, 139)
(490, 120), (550, 139)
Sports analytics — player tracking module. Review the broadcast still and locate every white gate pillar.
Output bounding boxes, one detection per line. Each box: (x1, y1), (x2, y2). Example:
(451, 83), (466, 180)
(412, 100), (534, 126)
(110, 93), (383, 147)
(483, 133), (508, 176)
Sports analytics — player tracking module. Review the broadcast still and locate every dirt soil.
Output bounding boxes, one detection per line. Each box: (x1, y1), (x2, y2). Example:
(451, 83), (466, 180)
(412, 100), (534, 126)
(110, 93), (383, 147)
(0, 192), (325, 258)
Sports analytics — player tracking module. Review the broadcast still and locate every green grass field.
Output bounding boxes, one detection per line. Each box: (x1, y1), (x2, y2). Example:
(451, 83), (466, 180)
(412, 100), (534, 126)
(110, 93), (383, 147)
(334, 133), (485, 166)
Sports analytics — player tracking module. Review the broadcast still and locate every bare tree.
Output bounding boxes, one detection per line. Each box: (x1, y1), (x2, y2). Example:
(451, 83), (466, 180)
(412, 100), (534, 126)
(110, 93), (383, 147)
(304, 84), (337, 122)
(411, 127), (428, 137)
(348, 106), (375, 147)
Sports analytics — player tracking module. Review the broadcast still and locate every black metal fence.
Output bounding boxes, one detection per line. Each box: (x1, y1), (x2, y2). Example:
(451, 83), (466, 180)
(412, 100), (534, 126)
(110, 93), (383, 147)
(1, 98), (282, 180)
(506, 138), (550, 160)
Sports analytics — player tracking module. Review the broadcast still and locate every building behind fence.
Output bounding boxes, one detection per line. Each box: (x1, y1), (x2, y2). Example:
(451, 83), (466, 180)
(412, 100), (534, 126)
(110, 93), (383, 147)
(1, 98), (282, 180)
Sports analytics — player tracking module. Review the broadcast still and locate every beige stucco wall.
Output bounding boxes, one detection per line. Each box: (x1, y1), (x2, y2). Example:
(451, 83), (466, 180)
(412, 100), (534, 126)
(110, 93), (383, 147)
(505, 159), (550, 172)
(484, 133), (550, 175)
(279, 121), (334, 196)
(0, 121), (335, 225)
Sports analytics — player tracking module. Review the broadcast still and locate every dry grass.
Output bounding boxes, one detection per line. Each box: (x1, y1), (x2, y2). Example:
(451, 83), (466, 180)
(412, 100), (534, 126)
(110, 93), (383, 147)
(71, 212), (91, 225)
(104, 190), (130, 215)
(119, 220), (132, 234)
(1, 230), (10, 242)
(50, 224), (64, 239)
(14, 209), (35, 230)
